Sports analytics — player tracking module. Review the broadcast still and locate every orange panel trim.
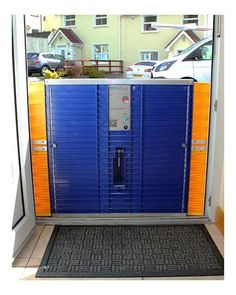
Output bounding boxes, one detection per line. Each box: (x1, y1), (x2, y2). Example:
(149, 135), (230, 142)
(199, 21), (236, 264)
(28, 82), (51, 217)
(187, 83), (210, 216)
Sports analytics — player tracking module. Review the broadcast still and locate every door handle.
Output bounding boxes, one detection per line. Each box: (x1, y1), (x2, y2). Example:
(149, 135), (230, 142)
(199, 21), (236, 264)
(114, 148), (124, 185)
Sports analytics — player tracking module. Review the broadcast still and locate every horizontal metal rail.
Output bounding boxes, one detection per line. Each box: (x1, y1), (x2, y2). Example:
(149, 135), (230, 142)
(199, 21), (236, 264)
(45, 79), (194, 85)
(37, 214), (210, 225)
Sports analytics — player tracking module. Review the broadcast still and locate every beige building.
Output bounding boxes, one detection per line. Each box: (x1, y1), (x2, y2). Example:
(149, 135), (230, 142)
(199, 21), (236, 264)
(43, 15), (208, 71)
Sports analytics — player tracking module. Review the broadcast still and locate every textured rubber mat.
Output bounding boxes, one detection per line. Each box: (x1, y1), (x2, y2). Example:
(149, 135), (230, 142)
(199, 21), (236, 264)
(36, 225), (224, 278)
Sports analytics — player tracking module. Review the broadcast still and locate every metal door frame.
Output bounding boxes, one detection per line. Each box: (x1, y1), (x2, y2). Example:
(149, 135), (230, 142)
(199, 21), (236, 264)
(10, 16), (224, 233)
(11, 15), (36, 258)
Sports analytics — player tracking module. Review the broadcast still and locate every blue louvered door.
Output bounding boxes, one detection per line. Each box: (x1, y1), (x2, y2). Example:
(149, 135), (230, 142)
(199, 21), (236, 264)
(141, 84), (192, 213)
(46, 85), (100, 213)
(46, 81), (192, 214)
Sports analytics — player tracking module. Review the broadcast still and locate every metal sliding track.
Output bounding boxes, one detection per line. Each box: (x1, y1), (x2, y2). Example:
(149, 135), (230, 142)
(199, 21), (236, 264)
(37, 214), (210, 225)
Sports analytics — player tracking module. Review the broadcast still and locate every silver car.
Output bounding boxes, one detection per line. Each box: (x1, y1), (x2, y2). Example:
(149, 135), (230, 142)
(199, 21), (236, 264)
(27, 52), (65, 76)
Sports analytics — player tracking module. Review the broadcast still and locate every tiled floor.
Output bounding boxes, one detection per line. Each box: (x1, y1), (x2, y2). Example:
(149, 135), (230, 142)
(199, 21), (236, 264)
(12, 223), (224, 280)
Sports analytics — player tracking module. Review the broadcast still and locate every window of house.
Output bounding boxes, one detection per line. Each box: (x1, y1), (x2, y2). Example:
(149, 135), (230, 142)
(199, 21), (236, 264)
(140, 51), (159, 61)
(142, 15), (158, 32)
(95, 15), (107, 26)
(183, 15), (199, 25)
(65, 15), (76, 27)
(93, 44), (109, 60)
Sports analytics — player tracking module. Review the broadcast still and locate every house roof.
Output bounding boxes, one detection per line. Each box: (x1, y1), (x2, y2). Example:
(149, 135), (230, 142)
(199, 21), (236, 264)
(165, 30), (200, 51)
(27, 31), (51, 38)
(48, 28), (83, 45)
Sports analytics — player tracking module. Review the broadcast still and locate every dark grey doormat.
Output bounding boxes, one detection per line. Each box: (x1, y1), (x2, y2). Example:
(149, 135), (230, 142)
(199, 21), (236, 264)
(36, 225), (224, 278)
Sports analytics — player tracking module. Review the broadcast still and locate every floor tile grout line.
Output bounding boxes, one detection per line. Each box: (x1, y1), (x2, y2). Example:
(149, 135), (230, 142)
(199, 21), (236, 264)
(26, 225), (46, 267)
(13, 225), (45, 267)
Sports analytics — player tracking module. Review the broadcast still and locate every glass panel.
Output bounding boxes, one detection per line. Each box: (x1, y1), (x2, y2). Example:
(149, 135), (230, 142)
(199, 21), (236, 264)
(66, 15), (75, 20)
(94, 53), (109, 60)
(96, 18), (101, 25)
(142, 52), (151, 60)
(183, 15), (198, 24)
(101, 44), (108, 52)
(144, 23), (156, 31)
(101, 18), (107, 25)
(144, 16), (157, 22)
(201, 42), (212, 60)
(66, 20), (75, 26)
(95, 15), (107, 25)
(184, 15), (198, 19)
(151, 52), (158, 60)
(94, 45), (102, 53)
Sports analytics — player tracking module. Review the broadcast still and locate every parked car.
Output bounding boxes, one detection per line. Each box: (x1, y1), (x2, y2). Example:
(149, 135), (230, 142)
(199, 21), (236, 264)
(125, 61), (159, 79)
(151, 37), (212, 82)
(27, 53), (65, 76)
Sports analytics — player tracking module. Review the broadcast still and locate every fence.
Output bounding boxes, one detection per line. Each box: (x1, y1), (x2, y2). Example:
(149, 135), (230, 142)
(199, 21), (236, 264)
(64, 59), (123, 76)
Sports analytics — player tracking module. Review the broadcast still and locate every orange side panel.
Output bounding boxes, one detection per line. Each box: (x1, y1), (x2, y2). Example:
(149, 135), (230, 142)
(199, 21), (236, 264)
(191, 84), (210, 141)
(28, 82), (47, 141)
(187, 83), (210, 216)
(188, 151), (208, 215)
(28, 82), (51, 217)
(31, 151), (51, 216)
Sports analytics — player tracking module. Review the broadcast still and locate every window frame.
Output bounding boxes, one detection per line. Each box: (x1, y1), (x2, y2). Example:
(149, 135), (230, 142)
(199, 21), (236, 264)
(139, 50), (159, 61)
(64, 15), (76, 27)
(92, 43), (110, 61)
(182, 15), (199, 25)
(142, 15), (158, 33)
(93, 15), (108, 27)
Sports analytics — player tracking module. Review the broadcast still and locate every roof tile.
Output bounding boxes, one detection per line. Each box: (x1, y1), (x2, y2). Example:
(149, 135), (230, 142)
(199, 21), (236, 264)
(58, 28), (83, 44)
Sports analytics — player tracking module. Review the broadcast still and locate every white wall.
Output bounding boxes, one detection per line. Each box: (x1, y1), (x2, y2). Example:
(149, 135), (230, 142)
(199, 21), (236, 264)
(27, 36), (49, 52)
(25, 14), (42, 33)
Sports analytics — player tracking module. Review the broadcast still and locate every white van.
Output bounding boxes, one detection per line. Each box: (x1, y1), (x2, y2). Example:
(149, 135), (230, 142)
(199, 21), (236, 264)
(152, 37), (212, 82)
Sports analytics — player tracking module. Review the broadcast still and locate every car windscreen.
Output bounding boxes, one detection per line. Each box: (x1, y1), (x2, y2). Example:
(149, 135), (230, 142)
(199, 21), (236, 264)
(27, 53), (39, 59)
(135, 62), (157, 66)
(176, 39), (211, 56)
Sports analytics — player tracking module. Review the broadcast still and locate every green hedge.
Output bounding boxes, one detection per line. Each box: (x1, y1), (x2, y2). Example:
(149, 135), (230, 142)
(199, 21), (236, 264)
(83, 67), (106, 78)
